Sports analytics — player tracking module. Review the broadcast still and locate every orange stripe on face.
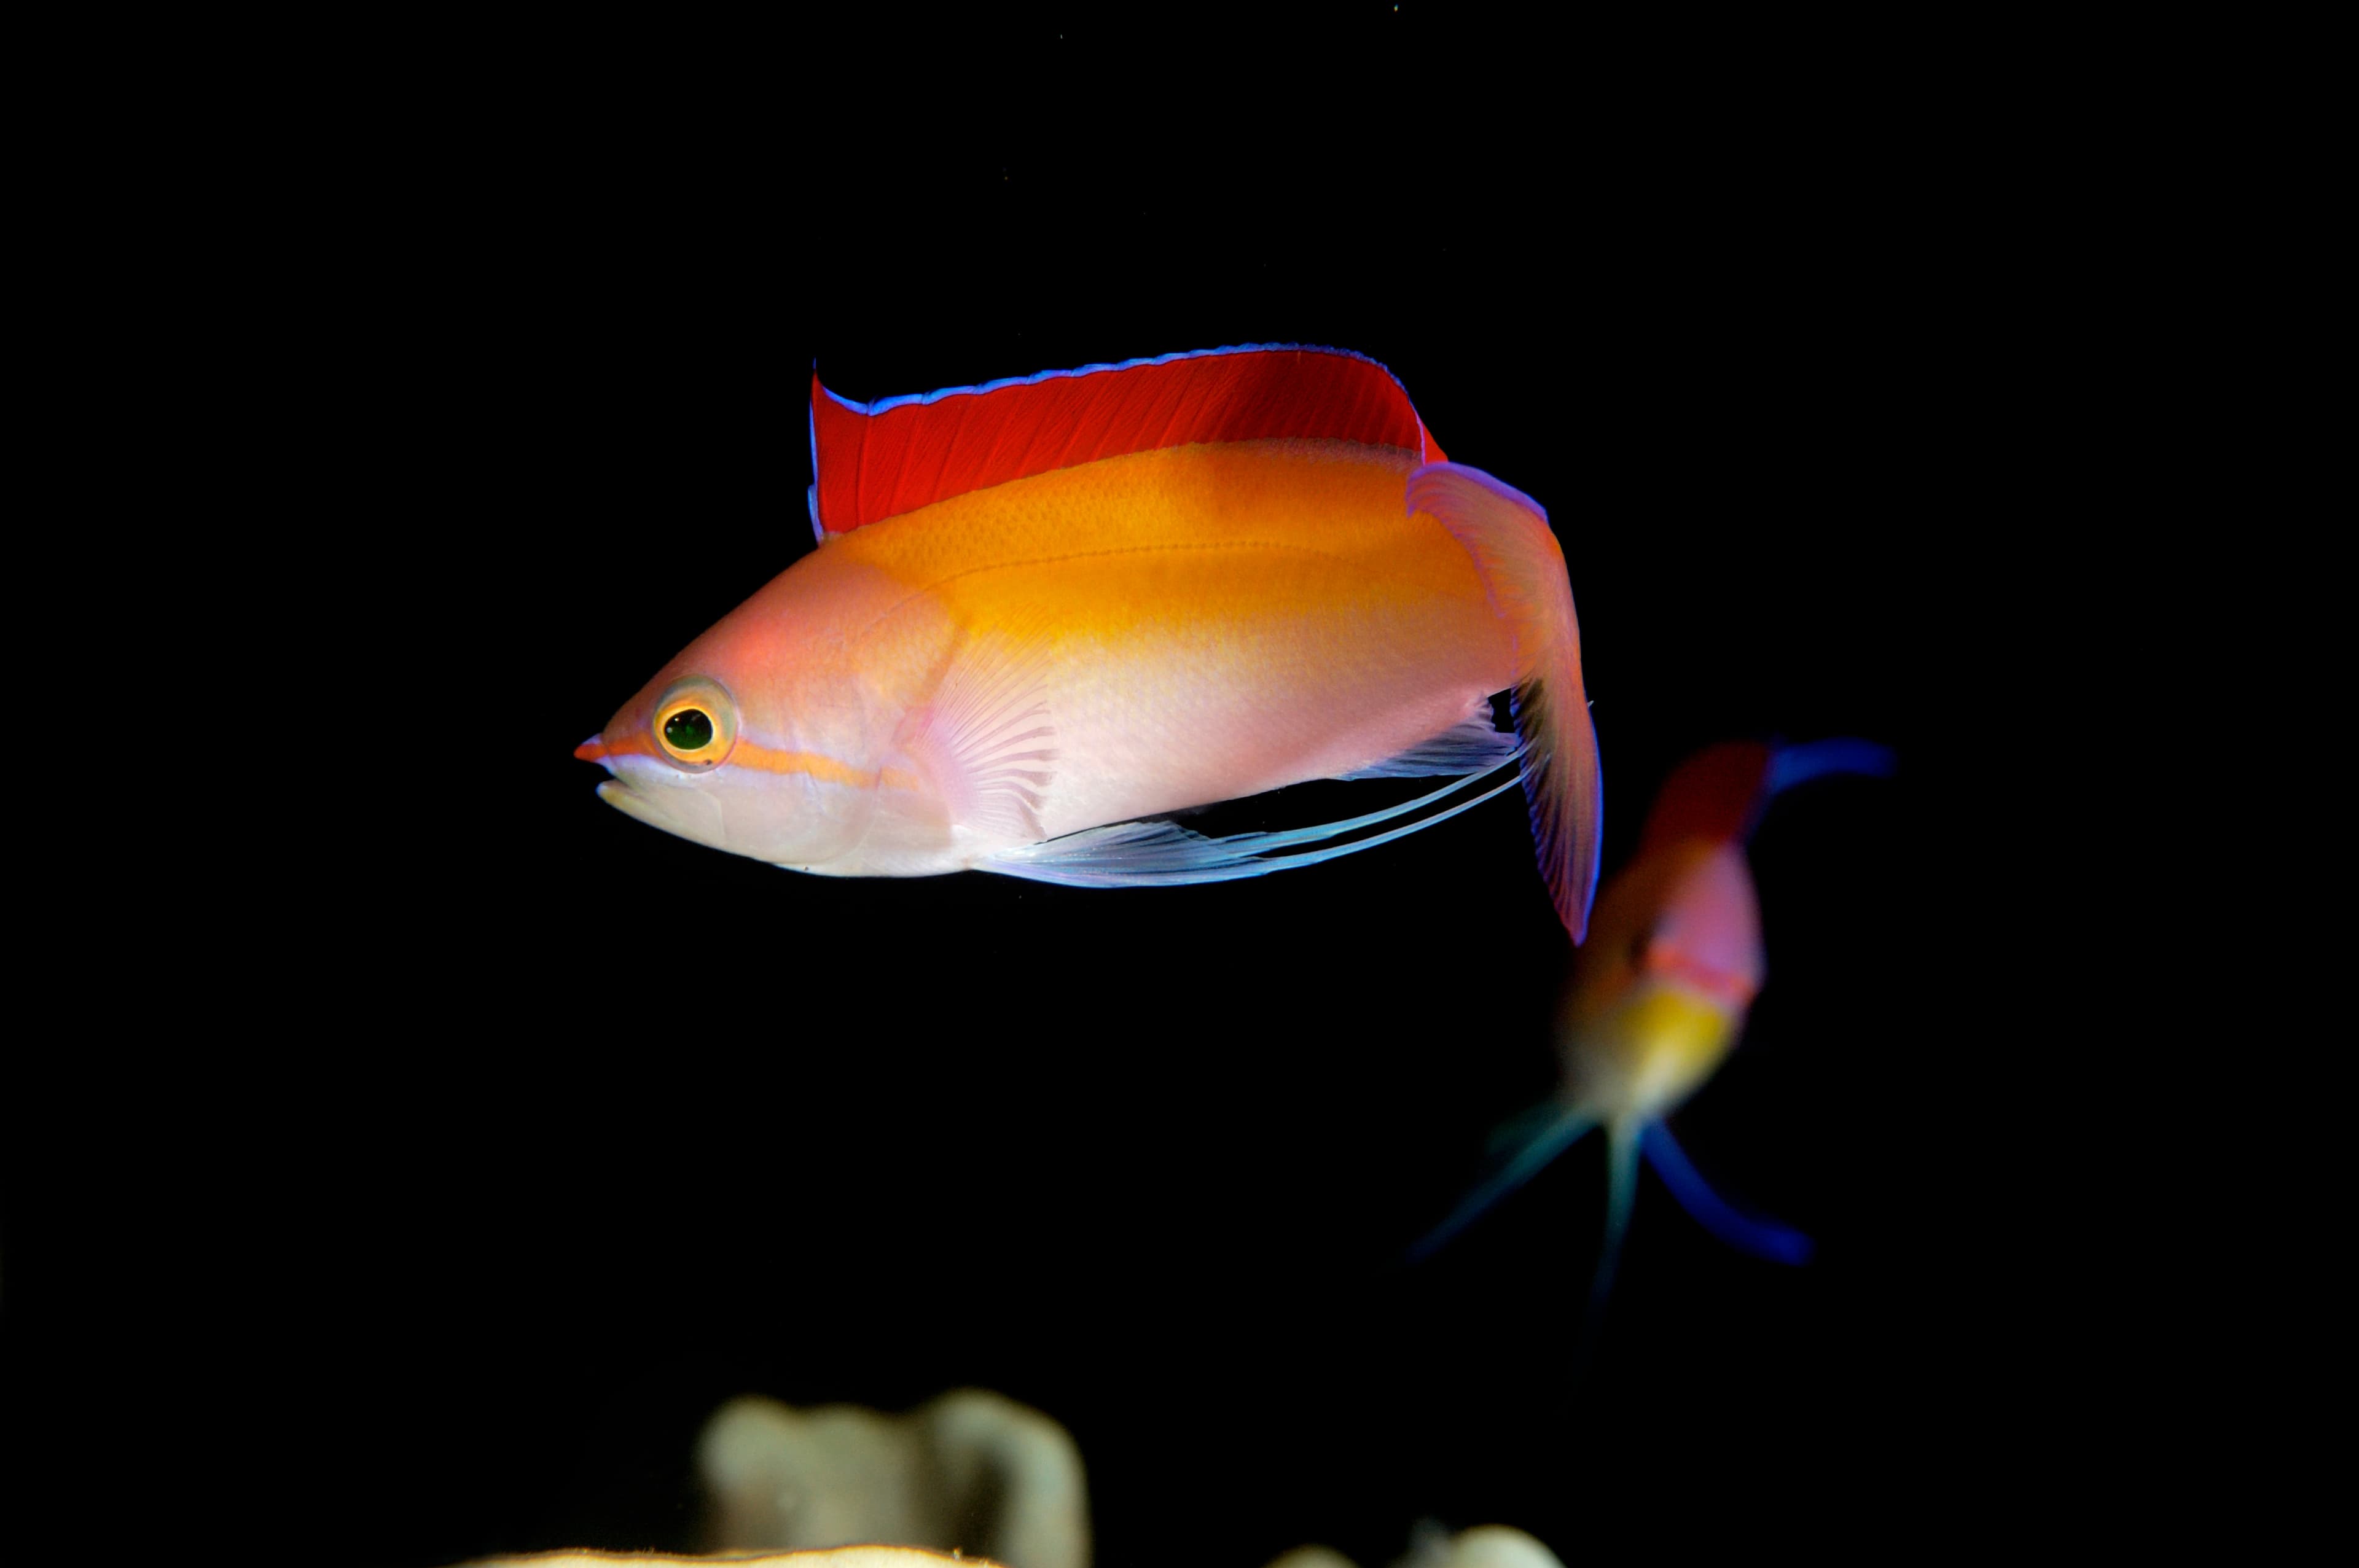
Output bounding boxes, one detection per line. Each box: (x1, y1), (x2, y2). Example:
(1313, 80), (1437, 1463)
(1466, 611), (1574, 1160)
(580, 729), (918, 793)
(727, 738), (913, 790)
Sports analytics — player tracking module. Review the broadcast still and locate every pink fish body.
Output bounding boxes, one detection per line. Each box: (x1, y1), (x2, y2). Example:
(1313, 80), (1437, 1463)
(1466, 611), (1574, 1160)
(1560, 743), (1778, 1121)
(1414, 738), (1895, 1325)
(577, 346), (1602, 938)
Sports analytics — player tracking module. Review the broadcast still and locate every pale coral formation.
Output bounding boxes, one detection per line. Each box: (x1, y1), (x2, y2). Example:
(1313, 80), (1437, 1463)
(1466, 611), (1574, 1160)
(456, 1534), (1561, 1568)
(453, 1397), (1555, 1568)
(1264, 1526), (1563, 1568)
(1410, 1528), (1562, 1568)
(465, 1553), (998, 1567)
(697, 1390), (1087, 1568)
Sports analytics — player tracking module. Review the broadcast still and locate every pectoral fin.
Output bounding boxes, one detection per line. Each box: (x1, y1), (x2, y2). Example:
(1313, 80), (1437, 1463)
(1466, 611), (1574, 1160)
(898, 625), (1059, 841)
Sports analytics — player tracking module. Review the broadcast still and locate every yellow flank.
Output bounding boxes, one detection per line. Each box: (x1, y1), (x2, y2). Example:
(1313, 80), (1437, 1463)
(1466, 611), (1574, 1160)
(1594, 987), (1743, 1121)
(829, 439), (1485, 646)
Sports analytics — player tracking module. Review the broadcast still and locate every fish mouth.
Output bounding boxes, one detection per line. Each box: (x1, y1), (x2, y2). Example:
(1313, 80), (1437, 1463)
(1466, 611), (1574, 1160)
(578, 733), (661, 822)
(581, 733), (639, 813)
(593, 765), (729, 846)
(595, 777), (652, 819)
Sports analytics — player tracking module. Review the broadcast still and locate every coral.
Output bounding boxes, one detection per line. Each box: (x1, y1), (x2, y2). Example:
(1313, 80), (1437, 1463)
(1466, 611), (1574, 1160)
(697, 1390), (1087, 1568)
(465, 1553), (996, 1567)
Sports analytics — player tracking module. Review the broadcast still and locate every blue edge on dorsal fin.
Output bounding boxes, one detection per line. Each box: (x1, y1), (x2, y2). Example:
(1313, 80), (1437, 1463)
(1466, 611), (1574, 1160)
(805, 343), (1431, 544)
(817, 342), (1409, 417)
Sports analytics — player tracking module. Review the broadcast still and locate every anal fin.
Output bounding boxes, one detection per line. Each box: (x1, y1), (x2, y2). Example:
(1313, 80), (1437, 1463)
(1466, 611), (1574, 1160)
(981, 741), (1527, 888)
(1333, 701), (1520, 781)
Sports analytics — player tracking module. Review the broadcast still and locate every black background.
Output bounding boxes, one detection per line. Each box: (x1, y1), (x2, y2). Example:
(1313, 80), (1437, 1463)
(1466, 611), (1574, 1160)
(7, 10), (2011, 1565)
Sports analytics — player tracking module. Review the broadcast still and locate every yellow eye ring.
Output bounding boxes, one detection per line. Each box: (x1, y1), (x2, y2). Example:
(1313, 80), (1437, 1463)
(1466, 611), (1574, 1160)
(652, 677), (738, 769)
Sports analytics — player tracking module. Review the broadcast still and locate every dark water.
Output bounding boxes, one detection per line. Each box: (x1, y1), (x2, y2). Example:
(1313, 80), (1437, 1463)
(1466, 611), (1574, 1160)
(6, 14), (2002, 1565)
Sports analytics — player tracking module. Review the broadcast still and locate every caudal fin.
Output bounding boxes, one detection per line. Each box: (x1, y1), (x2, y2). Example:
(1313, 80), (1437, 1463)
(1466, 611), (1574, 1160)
(1640, 736), (1898, 856)
(1766, 737), (1898, 798)
(1578, 1118), (1646, 1359)
(1640, 1119), (1813, 1265)
(1406, 1103), (1597, 1265)
(1408, 464), (1602, 942)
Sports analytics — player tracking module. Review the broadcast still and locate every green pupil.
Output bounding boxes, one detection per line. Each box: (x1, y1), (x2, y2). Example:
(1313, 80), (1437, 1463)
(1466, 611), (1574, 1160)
(663, 708), (714, 752)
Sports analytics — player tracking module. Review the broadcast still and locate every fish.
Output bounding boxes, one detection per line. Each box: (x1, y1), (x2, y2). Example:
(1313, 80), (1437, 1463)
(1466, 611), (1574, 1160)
(1409, 738), (1895, 1323)
(574, 345), (1603, 938)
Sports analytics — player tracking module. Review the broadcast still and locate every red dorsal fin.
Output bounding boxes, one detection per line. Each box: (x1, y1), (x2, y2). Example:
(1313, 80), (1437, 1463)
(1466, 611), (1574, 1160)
(1638, 743), (1777, 854)
(807, 345), (1447, 537)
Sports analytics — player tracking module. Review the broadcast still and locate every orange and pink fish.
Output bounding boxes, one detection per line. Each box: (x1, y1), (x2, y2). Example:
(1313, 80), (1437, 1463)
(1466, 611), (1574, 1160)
(576, 345), (1602, 939)
(1412, 738), (1895, 1318)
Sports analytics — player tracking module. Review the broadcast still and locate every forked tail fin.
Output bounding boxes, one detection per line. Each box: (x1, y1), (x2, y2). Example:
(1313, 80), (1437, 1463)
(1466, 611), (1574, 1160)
(1577, 1117), (1646, 1362)
(1766, 737), (1897, 799)
(1640, 1120), (1813, 1265)
(1640, 736), (1898, 856)
(1406, 1103), (1597, 1265)
(1407, 464), (1602, 942)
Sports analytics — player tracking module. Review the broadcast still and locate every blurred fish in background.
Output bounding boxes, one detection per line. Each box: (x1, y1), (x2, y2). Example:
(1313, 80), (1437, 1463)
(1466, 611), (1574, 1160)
(1411, 738), (1896, 1329)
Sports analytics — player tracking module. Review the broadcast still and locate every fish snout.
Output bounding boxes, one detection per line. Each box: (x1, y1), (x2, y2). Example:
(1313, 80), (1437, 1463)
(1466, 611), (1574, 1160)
(575, 733), (612, 769)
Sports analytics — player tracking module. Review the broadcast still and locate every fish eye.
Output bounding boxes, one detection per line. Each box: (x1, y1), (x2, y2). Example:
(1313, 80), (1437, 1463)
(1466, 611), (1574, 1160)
(652, 678), (738, 769)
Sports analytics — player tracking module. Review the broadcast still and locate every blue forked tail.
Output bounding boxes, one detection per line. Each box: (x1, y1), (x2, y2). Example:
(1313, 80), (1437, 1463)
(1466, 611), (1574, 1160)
(1641, 1120), (1813, 1266)
(1766, 738), (1897, 801)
